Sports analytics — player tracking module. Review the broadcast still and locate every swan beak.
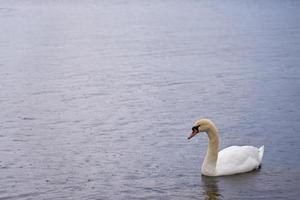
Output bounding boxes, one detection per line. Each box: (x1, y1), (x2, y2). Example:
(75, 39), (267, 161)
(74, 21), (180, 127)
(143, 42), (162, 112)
(188, 131), (198, 140)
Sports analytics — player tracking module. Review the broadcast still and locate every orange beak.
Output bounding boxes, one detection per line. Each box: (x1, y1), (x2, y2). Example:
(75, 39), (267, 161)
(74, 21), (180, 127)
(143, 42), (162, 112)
(187, 130), (198, 140)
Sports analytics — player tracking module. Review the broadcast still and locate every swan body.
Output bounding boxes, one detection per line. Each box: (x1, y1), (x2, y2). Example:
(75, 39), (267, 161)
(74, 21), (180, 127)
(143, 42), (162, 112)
(188, 119), (264, 176)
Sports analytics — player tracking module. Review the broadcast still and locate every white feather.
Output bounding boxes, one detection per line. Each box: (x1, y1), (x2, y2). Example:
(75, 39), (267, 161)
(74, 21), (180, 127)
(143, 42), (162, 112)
(216, 145), (264, 176)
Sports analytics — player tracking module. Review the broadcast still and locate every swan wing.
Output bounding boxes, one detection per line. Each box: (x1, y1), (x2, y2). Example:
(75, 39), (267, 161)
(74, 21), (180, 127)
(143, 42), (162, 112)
(216, 145), (263, 176)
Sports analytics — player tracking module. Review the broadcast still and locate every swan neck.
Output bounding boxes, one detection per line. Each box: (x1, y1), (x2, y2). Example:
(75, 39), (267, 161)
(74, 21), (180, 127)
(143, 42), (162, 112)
(204, 127), (219, 166)
(207, 128), (219, 145)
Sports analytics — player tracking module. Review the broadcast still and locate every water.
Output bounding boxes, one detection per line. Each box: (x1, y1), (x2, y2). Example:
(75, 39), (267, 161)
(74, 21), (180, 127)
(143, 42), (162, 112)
(0, 0), (300, 199)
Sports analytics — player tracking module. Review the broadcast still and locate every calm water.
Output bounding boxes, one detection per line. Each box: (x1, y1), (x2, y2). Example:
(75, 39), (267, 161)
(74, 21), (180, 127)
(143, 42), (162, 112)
(0, 0), (300, 199)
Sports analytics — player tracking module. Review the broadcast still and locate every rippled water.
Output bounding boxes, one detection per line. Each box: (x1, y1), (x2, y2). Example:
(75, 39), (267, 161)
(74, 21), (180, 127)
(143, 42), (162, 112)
(1, 0), (300, 199)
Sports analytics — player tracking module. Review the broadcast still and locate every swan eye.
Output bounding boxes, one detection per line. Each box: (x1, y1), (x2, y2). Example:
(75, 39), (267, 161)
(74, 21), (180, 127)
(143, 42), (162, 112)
(192, 125), (200, 132)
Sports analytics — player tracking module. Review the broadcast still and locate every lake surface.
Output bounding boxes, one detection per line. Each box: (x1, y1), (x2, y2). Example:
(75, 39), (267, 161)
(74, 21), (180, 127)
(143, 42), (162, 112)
(0, 0), (300, 199)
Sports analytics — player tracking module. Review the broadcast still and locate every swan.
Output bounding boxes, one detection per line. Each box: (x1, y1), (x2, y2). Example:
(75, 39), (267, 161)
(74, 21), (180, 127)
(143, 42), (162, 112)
(187, 119), (264, 176)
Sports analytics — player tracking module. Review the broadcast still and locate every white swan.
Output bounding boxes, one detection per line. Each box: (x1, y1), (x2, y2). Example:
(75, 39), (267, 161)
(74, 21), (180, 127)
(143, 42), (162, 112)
(188, 119), (264, 176)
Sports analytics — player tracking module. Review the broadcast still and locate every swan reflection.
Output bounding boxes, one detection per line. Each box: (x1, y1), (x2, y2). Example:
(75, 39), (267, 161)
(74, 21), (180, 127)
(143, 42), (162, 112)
(201, 176), (223, 200)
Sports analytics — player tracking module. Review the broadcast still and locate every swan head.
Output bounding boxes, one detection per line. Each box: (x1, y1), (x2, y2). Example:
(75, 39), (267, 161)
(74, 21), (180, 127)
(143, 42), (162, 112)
(188, 119), (216, 140)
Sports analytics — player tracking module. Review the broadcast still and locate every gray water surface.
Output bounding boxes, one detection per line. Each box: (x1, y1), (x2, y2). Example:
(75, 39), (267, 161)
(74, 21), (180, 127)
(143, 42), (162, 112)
(1, 0), (300, 199)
